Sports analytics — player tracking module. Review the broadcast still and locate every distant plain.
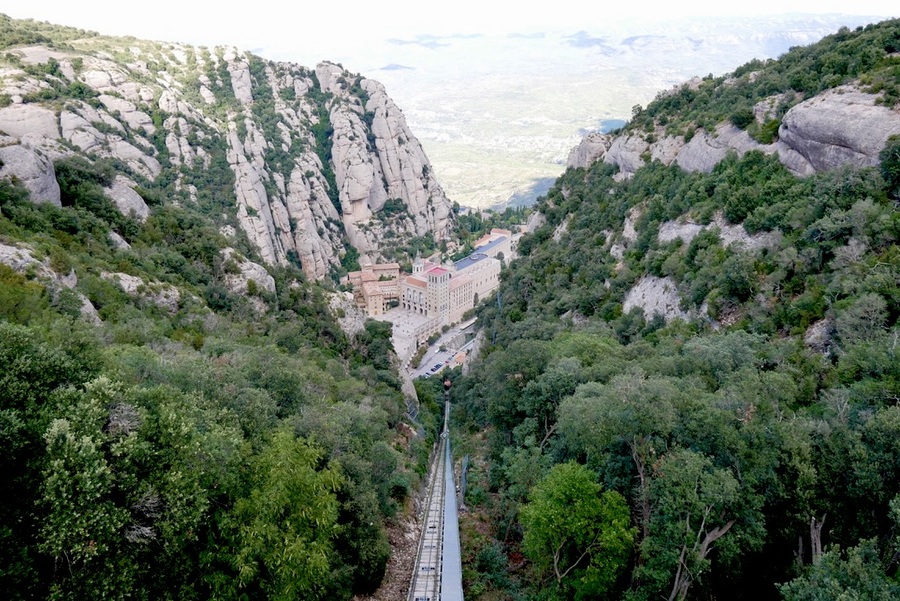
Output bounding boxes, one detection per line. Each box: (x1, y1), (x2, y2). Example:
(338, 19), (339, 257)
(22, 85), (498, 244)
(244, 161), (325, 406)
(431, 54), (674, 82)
(286, 14), (889, 209)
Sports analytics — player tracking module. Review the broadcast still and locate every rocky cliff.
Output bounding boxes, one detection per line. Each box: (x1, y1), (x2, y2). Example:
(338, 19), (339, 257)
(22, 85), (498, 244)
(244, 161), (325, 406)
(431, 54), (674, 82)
(564, 77), (900, 325)
(569, 84), (900, 178)
(567, 20), (900, 180)
(0, 19), (454, 280)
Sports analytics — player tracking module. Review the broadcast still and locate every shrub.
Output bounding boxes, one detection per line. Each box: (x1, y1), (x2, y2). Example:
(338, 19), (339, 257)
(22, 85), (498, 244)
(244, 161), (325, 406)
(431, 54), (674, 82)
(752, 118), (781, 143)
(879, 134), (900, 198)
(730, 108), (755, 130)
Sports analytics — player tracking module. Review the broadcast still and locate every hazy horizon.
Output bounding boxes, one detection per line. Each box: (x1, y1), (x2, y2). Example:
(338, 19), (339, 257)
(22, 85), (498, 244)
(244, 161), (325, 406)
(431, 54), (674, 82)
(3, 5), (897, 207)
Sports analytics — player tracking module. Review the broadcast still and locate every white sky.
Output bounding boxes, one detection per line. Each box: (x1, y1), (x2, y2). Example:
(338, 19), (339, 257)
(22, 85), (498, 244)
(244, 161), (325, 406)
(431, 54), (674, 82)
(2, 1), (897, 64)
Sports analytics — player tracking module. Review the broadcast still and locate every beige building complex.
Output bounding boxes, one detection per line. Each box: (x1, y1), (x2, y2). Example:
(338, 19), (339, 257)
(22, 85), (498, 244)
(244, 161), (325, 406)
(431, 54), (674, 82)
(347, 261), (400, 316)
(348, 230), (511, 345)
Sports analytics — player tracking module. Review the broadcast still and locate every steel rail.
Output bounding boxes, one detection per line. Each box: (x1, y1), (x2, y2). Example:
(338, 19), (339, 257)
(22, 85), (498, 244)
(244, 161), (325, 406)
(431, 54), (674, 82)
(408, 428), (447, 601)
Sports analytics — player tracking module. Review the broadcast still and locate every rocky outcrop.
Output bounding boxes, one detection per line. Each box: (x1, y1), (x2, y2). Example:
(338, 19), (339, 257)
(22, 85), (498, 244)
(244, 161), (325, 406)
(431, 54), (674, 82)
(221, 248), (276, 296)
(804, 318), (834, 354)
(0, 104), (59, 139)
(526, 210), (547, 232)
(675, 123), (769, 173)
(754, 93), (791, 122)
(621, 204), (643, 244)
(623, 275), (690, 323)
(573, 84), (900, 180)
(328, 291), (367, 338)
(314, 65), (454, 260)
(604, 135), (650, 178)
(104, 176), (150, 222)
(567, 132), (610, 169)
(0, 36), (453, 281)
(658, 211), (780, 251)
(0, 242), (100, 323)
(552, 216), (571, 242)
(657, 220), (704, 245)
(109, 231), (131, 250)
(101, 271), (181, 313)
(777, 86), (900, 173)
(0, 141), (60, 205)
(0, 241), (56, 277)
(98, 94), (155, 134)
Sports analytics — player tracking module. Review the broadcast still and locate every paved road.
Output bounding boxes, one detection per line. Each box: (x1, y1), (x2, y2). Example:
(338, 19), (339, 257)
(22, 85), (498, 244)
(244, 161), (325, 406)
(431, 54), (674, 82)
(410, 319), (478, 380)
(374, 307), (477, 379)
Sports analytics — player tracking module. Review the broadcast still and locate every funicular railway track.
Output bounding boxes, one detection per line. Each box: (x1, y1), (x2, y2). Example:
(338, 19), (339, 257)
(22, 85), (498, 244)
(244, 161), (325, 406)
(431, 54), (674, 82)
(408, 389), (463, 601)
(408, 429), (447, 601)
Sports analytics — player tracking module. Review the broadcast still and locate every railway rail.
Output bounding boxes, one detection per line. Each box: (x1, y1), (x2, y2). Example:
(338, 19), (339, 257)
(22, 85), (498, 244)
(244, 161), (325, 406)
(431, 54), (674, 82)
(408, 395), (464, 601)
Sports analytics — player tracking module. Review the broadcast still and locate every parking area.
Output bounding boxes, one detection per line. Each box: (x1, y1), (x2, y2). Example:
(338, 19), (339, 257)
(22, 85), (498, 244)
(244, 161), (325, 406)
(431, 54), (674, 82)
(409, 321), (477, 380)
(373, 310), (477, 380)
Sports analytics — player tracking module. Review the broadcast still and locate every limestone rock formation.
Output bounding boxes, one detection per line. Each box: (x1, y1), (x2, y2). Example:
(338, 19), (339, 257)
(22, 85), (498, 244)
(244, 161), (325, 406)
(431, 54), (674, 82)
(328, 291), (367, 338)
(104, 176), (150, 222)
(526, 210), (547, 232)
(0, 32), (454, 282)
(221, 248), (276, 296)
(675, 123), (769, 173)
(567, 132), (610, 169)
(777, 86), (900, 173)
(109, 231), (131, 250)
(0, 241), (55, 277)
(0, 104), (59, 139)
(0, 241), (100, 323)
(658, 212), (780, 251)
(0, 142), (61, 205)
(604, 135), (650, 178)
(101, 271), (181, 313)
(572, 83), (900, 181)
(314, 65), (454, 261)
(552, 216), (571, 242)
(804, 318), (834, 354)
(623, 275), (690, 323)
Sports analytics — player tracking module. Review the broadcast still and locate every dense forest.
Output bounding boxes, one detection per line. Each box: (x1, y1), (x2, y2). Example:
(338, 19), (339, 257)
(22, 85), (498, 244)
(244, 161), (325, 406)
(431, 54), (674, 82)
(0, 15), (469, 599)
(451, 19), (900, 601)
(0, 135), (444, 601)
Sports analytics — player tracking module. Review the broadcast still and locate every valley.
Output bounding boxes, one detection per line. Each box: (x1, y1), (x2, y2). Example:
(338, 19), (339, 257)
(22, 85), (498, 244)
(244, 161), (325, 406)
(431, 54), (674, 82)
(355, 14), (887, 208)
(0, 12), (899, 601)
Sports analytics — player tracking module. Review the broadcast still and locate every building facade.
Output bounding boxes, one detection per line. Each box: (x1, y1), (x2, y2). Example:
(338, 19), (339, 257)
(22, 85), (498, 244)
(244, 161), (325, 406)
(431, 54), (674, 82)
(348, 262), (401, 315)
(351, 235), (509, 344)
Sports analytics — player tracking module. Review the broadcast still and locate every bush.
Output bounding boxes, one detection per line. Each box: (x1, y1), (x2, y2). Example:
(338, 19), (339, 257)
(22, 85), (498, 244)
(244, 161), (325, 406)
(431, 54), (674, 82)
(410, 345), (427, 368)
(0, 264), (49, 323)
(879, 134), (900, 198)
(752, 118), (781, 144)
(730, 108), (755, 130)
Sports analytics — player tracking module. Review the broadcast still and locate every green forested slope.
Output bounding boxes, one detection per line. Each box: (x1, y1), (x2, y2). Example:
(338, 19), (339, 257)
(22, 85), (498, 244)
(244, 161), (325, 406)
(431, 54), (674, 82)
(627, 18), (900, 142)
(0, 162), (438, 599)
(453, 19), (900, 601)
(0, 14), (457, 282)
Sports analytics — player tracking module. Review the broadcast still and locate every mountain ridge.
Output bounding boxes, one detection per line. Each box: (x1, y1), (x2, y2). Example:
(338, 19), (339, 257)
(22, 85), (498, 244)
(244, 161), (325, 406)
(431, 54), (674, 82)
(568, 21), (900, 178)
(0, 14), (455, 280)
(452, 18), (900, 601)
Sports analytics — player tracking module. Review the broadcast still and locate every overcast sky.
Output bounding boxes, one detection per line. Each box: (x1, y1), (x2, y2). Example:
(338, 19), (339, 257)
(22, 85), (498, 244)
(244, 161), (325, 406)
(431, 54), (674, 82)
(3, 1), (897, 65)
